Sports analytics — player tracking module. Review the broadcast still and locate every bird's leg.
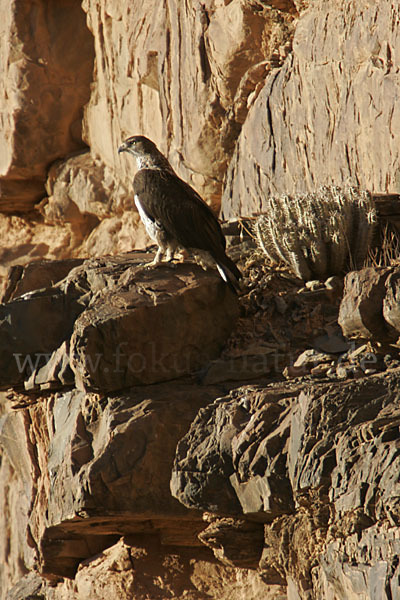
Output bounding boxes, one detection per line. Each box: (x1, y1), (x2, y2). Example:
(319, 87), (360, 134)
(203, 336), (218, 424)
(165, 241), (179, 264)
(150, 242), (177, 269)
(146, 245), (164, 267)
(165, 247), (175, 262)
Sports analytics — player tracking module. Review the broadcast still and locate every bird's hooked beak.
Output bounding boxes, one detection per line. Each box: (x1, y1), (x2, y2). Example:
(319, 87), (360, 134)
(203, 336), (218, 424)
(118, 141), (128, 154)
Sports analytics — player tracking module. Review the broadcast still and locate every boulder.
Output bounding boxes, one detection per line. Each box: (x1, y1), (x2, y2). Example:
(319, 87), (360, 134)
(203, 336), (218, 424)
(0, 252), (239, 393)
(1, 258), (84, 303)
(338, 267), (398, 342)
(68, 256), (239, 391)
(171, 386), (294, 518)
(0, 288), (83, 389)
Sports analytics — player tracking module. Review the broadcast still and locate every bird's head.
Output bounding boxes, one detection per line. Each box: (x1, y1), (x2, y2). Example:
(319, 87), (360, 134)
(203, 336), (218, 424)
(118, 135), (158, 157)
(118, 135), (171, 170)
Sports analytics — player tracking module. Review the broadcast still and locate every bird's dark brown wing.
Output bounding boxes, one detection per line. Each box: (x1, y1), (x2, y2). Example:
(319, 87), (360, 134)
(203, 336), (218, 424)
(133, 168), (227, 256)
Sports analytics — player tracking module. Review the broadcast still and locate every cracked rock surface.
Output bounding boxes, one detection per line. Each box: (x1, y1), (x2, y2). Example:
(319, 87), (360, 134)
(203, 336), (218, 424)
(2, 0), (400, 598)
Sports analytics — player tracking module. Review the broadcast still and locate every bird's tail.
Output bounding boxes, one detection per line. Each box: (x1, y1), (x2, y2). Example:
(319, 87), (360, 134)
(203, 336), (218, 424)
(216, 256), (242, 294)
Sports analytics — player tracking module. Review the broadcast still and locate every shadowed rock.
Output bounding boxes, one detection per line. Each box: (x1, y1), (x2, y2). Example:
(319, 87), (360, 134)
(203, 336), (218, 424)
(171, 373), (400, 593)
(68, 256), (239, 392)
(0, 251), (239, 393)
(339, 267), (400, 342)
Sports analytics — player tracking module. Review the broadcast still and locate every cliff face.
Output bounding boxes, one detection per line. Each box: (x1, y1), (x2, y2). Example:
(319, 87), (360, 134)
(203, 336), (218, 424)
(2, 1), (400, 599)
(2, 1), (400, 289)
(222, 1), (400, 218)
(1, 0), (296, 291)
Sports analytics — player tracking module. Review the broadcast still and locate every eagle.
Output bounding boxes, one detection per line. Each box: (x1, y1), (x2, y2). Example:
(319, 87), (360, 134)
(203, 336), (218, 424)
(118, 135), (241, 291)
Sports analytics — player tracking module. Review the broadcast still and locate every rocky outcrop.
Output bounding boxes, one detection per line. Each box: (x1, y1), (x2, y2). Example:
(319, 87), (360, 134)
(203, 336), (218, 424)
(222, 2), (400, 218)
(2, 251), (400, 599)
(172, 373), (400, 597)
(0, 1), (94, 213)
(7, 541), (282, 600)
(0, 0), (296, 290)
(82, 0), (294, 209)
(0, 252), (238, 392)
(1, 384), (214, 582)
(339, 266), (400, 342)
(2, 0), (400, 598)
(2, 2), (400, 281)
(0, 254), (243, 597)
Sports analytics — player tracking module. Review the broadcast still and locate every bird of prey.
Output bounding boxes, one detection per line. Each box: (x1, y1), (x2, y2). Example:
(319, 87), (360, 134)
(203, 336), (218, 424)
(118, 135), (241, 291)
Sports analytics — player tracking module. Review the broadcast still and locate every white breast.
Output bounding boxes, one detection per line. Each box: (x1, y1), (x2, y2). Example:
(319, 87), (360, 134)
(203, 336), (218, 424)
(135, 194), (159, 242)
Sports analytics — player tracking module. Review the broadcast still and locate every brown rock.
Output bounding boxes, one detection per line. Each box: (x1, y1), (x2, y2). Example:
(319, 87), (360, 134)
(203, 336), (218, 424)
(171, 372), (400, 594)
(222, 3), (400, 219)
(312, 330), (350, 354)
(5, 574), (46, 600)
(0, 1), (294, 276)
(314, 524), (400, 599)
(335, 365), (352, 380)
(80, 212), (150, 258)
(1, 258), (84, 303)
(310, 363), (330, 377)
(0, 381), (220, 585)
(198, 516), (264, 568)
(348, 343), (369, 360)
(282, 364), (308, 379)
(202, 354), (272, 384)
(283, 349), (333, 379)
(68, 257), (239, 392)
(73, 536), (278, 600)
(171, 386), (293, 518)
(74, 538), (174, 600)
(0, 252), (239, 393)
(38, 151), (152, 262)
(83, 0), (294, 210)
(383, 269), (400, 334)
(338, 268), (397, 342)
(7, 540), (283, 600)
(293, 349), (332, 368)
(0, 213), (78, 297)
(3, 329), (400, 597)
(41, 152), (138, 238)
(0, 1), (94, 212)
(0, 410), (37, 593)
(44, 153), (116, 221)
(0, 287), (83, 389)
(24, 341), (74, 392)
(260, 511), (326, 589)
(3, 1), (400, 598)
